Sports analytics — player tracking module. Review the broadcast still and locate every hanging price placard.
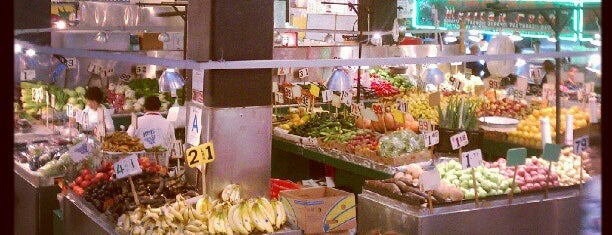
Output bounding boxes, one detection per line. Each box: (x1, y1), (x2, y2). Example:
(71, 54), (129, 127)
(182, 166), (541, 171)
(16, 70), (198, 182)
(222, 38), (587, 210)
(114, 154), (143, 179)
(461, 149), (483, 169)
(186, 142), (216, 168)
(485, 78), (501, 90)
(573, 135), (589, 155)
(277, 67), (290, 76)
(66, 57), (77, 69)
(341, 91), (352, 105)
(321, 90), (333, 102)
(396, 100), (408, 113)
(298, 68), (309, 79)
(20, 70), (36, 81)
(274, 92), (284, 104)
(350, 103), (364, 117)
(450, 131), (469, 150)
(423, 130), (440, 147)
(135, 65), (147, 75)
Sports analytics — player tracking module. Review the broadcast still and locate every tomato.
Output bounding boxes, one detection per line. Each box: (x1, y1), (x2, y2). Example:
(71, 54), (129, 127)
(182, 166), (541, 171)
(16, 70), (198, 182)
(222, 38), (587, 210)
(80, 180), (91, 189)
(81, 168), (92, 176)
(90, 177), (100, 184)
(95, 172), (105, 179)
(83, 173), (93, 181)
(75, 176), (83, 185)
(104, 161), (113, 171)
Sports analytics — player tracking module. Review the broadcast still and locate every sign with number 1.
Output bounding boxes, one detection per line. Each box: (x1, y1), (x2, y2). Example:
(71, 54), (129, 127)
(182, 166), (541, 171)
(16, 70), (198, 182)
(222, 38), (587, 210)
(114, 154), (142, 179)
(450, 131), (469, 150)
(186, 142), (216, 168)
(461, 149), (483, 169)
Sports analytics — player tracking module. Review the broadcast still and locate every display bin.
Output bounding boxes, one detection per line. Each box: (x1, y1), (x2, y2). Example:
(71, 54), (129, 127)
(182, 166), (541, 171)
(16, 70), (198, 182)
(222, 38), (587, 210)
(53, 209), (63, 235)
(14, 162), (61, 235)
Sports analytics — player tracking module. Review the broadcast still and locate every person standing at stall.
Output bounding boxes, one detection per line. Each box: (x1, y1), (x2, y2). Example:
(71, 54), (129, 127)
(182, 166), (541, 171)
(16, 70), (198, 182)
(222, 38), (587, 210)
(539, 60), (555, 88)
(127, 96), (176, 150)
(80, 86), (115, 136)
(562, 66), (583, 100)
(465, 44), (490, 78)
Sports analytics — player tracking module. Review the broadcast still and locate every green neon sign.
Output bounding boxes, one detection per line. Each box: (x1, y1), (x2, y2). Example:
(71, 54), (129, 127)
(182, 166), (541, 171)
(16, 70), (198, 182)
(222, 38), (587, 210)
(411, 0), (600, 41)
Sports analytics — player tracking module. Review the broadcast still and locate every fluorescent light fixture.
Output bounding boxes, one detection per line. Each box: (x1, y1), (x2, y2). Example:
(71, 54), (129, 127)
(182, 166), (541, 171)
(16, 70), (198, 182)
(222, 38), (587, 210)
(371, 33), (382, 46)
(158, 68), (185, 93)
(94, 31), (109, 43)
(14, 44), (22, 54)
(158, 32), (170, 42)
(25, 49), (36, 57)
(468, 35), (482, 42)
(590, 33), (601, 46)
(54, 20), (67, 29)
(509, 31), (523, 42)
(444, 32), (458, 43)
(547, 37), (557, 42)
(450, 62), (462, 66)
(515, 59), (526, 67)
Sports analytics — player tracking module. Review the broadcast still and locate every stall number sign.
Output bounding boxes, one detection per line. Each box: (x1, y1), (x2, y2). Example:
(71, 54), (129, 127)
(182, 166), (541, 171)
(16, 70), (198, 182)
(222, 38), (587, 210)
(450, 131), (469, 150)
(421, 169), (441, 191)
(66, 58), (77, 69)
(68, 141), (91, 163)
(461, 149), (483, 169)
(20, 70), (36, 81)
(423, 130), (440, 147)
(186, 142), (215, 168)
(298, 68), (309, 79)
(321, 90), (333, 102)
(485, 79), (501, 90)
(573, 135), (589, 155)
(114, 154), (143, 179)
(274, 92), (284, 104)
(351, 103), (364, 117)
(277, 67), (290, 76)
(396, 100), (408, 113)
(341, 91), (352, 105)
(136, 65), (147, 75)
(419, 119), (431, 132)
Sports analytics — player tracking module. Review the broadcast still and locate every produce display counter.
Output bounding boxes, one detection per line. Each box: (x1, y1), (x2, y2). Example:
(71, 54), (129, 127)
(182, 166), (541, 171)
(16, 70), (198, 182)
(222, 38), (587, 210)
(61, 192), (303, 235)
(357, 187), (582, 235)
(272, 136), (393, 193)
(14, 161), (61, 235)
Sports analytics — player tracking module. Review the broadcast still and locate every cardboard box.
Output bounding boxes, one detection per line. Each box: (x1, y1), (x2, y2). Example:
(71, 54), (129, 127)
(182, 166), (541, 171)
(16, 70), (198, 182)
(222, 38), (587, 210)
(279, 187), (356, 234)
(139, 32), (164, 50)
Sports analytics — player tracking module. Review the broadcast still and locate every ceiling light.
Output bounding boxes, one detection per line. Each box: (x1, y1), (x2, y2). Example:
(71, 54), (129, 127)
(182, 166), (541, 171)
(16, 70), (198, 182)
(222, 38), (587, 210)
(371, 33), (382, 46)
(547, 37), (556, 42)
(444, 32), (457, 43)
(14, 44), (22, 54)
(25, 49), (36, 57)
(94, 31), (109, 43)
(326, 67), (352, 92)
(468, 35), (482, 42)
(509, 31), (523, 42)
(54, 20), (67, 29)
(422, 64), (445, 85)
(158, 32), (170, 42)
(158, 68), (185, 93)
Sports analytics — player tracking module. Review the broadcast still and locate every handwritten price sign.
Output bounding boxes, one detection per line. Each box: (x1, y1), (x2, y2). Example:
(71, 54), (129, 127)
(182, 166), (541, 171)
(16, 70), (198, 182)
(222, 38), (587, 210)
(186, 142), (216, 168)
(114, 154), (143, 179)
(461, 149), (483, 169)
(450, 131), (469, 150)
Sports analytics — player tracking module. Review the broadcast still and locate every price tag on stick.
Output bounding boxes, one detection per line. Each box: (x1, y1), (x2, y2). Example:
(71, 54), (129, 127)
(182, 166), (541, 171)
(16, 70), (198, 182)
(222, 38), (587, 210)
(362, 108), (379, 121)
(186, 142), (216, 168)
(421, 169), (441, 214)
(274, 92), (284, 104)
(20, 70), (36, 81)
(114, 154), (143, 179)
(396, 100), (408, 113)
(573, 135), (589, 155)
(66, 57), (77, 69)
(321, 90), (333, 102)
(419, 119), (431, 132)
(507, 147), (527, 204)
(298, 68), (309, 79)
(423, 130), (440, 147)
(135, 65), (147, 75)
(461, 149), (483, 170)
(450, 131), (469, 150)
(542, 143), (561, 199)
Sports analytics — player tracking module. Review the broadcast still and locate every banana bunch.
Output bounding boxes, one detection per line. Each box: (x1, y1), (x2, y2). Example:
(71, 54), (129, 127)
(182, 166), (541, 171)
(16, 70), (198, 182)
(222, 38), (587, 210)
(221, 184), (241, 203)
(115, 194), (209, 235)
(209, 197), (287, 235)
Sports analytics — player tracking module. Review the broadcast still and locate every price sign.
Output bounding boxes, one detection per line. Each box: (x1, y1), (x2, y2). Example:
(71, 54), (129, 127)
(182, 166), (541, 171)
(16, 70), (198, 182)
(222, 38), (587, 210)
(298, 68), (309, 79)
(284, 87), (293, 99)
(32, 88), (44, 103)
(45, 91), (49, 104)
(372, 103), (384, 115)
(103, 68), (115, 78)
(362, 108), (379, 121)
(421, 169), (441, 191)
(351, 103), (364, 117)
(88, 63), (96, 73)
(66, 104), (74, 117)
(513, 90), (525, 99)
(543, 143), (562, 162)
(51, 94), (56, 108)
(114, 154), (143, 179)
(450, 131), (469, 150)
(309, 84), (320, 97)
(514, 77), (528, 98)
(66, 57), (77, 69)
(186, 142), (216, 168)
(331, 94), (341, 108)
(461, 149), (483, 169)
(341, 91), (352, 105)
(291, 85), (302, 98)
(274, 92), (284, 104)
(423, 130), (440, 147)
(68, 141), (91, 163)
(321, 90), (333, 102)
(573, 135), (589, 155)
(135, 65), (147, 75)
(272, 82), (279, 93)
(419, 119), (431, 132)
(20, 70), (36, 81)
(396, 100), (408, 113)
(507, 148), (527, 167)
(170, 140), (184, 158)
(300, 94), (311, 107)
(277, 67), (290, 76)
(94, 64), (103, 75)
(119, 73), (133, 83)
(485, 79), (501, 90)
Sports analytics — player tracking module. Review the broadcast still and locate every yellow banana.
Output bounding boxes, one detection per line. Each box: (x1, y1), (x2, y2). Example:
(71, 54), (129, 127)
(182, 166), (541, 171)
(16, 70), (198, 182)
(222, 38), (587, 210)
(185, 224), (201, 233)
(248, 203), (268, 232)
(228, 204), (248, 235)
(214, 211), (226, 234)
(169, 206), (184, 222)
(221, 184), (235, 202)
(272, 199), (286, 229)
(257, 198), (276, 226)
(239, 202), (253, 233)
(207, 211), (217, 234)
(192, 209), (205, 221)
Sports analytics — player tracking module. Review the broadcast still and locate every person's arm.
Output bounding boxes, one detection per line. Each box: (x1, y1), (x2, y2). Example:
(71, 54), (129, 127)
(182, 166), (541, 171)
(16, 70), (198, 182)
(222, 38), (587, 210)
(126, 123), (135, 137)
(103, 108), (115, 133)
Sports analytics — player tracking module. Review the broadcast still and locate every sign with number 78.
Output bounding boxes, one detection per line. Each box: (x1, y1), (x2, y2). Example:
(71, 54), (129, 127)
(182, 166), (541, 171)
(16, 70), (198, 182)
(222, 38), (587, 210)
(186, 142), (216, 168)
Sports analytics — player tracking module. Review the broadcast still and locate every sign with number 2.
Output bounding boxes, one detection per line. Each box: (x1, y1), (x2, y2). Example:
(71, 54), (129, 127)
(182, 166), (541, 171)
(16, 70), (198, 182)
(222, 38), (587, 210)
(186, 142), (216, 168)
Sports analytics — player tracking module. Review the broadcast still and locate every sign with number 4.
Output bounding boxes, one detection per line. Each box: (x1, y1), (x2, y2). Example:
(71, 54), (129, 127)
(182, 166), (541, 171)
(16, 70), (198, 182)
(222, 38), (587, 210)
(461, 149), (483, 169)
(186, 142), (216, 168)
(114, 154), (143, 179)
(450, 131), (469, 150)
(423, 130), (439, 147)
(573, 135), (589, 155)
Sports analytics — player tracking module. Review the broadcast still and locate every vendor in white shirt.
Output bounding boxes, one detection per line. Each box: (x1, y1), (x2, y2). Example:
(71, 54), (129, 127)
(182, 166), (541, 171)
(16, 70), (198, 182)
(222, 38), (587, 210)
(127, 96), (176, 150)
(80, 87), (115, 136)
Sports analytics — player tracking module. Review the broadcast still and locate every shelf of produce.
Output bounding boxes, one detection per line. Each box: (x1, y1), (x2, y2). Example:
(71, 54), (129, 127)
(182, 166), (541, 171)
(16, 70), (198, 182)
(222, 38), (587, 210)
(273, 136), (394, 179)
(357, 188), (581, 235)
(62, 191), (303, 235)
(14, 161), (61, 235)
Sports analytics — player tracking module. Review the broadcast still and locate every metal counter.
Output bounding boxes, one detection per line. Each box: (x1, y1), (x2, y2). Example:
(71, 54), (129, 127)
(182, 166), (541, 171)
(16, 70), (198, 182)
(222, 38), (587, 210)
(357, 188), (583, 235)
(14, 162), (61, 235)
(62, 192), (303, 235)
